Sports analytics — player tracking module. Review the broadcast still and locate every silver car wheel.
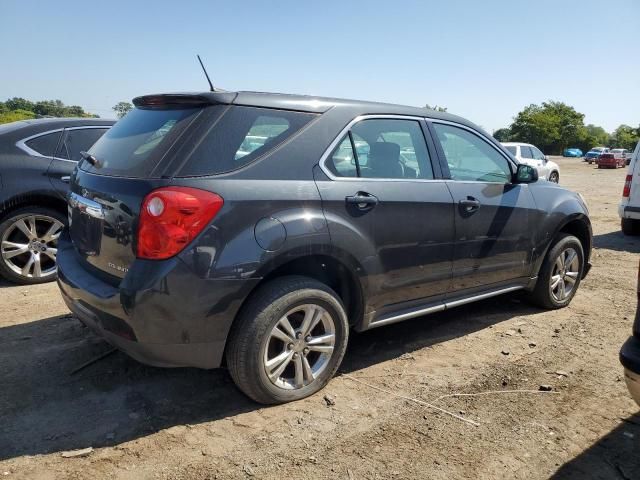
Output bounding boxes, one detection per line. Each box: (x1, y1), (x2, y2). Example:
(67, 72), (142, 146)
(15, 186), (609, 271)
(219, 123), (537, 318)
(549, 247), (580, 302)
(0, 215), (63, 280)
(263, 304), (336, 390)
(549, 172), (559, 183)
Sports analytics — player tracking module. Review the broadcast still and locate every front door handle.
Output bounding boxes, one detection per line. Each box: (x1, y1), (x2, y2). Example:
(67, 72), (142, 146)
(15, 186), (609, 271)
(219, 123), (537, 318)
(345, 192), (378, 210)
(61, 176), (71, 184)
(459, 196), (481, 214)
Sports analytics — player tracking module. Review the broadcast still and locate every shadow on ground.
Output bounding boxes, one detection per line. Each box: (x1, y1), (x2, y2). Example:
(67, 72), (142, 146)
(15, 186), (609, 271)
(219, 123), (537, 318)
(593, 230), (640, 254)
(0, 294), (537, 461)
(551, 413), (640, 479)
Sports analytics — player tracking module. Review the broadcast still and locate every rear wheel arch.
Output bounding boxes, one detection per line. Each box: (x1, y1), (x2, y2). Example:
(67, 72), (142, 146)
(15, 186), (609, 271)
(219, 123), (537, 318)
(0, 193), (67, 223)
(255, 254), (364, 328)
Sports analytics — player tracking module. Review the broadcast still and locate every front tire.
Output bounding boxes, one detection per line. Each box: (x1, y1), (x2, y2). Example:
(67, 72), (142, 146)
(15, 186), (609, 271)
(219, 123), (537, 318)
(622, 218), (640, 236)
(528, 234), (584, 309)
(0, 207), (66, 285)
(548, 171), (559, 183)
(226, 276), (349, 404)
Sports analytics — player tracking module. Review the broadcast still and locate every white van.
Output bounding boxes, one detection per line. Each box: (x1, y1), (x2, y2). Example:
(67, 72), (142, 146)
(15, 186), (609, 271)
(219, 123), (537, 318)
(619, 141), (640, 234)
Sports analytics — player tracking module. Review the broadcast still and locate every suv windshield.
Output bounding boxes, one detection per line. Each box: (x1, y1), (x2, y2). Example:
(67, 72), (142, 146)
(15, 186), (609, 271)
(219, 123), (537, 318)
(81, 107), (200, 177)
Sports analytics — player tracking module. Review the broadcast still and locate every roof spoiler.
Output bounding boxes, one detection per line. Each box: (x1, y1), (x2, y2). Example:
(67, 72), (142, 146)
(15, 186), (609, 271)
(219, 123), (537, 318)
(132, 92), (237, 108)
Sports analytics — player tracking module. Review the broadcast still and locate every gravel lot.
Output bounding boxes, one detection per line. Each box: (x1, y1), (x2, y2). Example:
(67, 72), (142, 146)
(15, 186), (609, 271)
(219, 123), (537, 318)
(1, 157), (639, 479)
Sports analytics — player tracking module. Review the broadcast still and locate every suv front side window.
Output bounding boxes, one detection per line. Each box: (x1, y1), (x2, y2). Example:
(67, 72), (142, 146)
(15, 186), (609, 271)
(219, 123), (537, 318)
(326, 118), (434, 180)
(433, 123), (512, 183)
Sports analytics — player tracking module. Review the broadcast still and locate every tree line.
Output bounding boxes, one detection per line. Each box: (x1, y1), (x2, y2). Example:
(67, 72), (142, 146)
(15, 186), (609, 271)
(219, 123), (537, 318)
(493, 101), (639, 154)
(0, 97), (98, 124)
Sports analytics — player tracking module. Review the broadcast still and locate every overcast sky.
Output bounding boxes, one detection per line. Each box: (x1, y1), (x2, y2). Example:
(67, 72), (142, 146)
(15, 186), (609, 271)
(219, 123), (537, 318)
(1, 0), (638, 132)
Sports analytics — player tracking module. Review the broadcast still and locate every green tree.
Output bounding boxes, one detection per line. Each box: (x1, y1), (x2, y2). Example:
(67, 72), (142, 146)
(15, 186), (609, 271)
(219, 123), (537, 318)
(610, 124), (640, 150)
(0, 109), (37, 124)
(112, 101), (133, 119)
(509, 101), (587, 154)
(492, 127), (511, 142)
(5, 97), (35, 112)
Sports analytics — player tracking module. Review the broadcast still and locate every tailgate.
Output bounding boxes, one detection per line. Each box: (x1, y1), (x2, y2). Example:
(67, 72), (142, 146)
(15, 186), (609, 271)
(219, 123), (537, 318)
(68, 171), (171, 279)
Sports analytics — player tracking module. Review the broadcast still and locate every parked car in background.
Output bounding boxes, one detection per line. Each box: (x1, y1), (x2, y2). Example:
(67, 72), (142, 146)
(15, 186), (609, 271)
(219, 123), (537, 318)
(619, 258), (640, 407)
(563, 148), (583, 157)
(502, 142), (560, 182)
(619, 141), (640, 235)
(597, 152), (626, 169)
(611, 148), (631, 166)
(585, 147), (609, 164)
(57, 90), (592, 404)
(0, 118), (115, 284)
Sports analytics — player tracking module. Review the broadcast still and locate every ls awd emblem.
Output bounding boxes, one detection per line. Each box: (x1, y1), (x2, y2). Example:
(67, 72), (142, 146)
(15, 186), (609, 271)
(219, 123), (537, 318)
(108, 262), (129, 273)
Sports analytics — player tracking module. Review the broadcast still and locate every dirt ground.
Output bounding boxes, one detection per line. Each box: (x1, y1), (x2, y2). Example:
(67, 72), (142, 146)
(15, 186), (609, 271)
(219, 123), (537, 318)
(1, 157), (639, 480)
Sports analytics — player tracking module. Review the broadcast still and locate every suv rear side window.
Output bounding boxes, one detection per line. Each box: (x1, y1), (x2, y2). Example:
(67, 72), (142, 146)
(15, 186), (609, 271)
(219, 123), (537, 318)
(326, 119), (434, 180)
(178, 106), (315, 176)
(433, 123), (512, 183)
(81, 107), (200, 177)
(24, 131), (61, 157)
(520, 146), (534, 159)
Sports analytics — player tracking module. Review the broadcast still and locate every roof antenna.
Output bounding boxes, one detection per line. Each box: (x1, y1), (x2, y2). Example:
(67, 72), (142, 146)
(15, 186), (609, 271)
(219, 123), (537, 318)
(197, 54), (215, 92)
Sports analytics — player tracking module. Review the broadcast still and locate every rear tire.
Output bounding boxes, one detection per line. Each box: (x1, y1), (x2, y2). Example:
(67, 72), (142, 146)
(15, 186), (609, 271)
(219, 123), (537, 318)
(0, 207), (66, 285)
(226, 276), (349, 404)
(622, 218), (640, 236)
(527, 234), (584, 309)
(548, 171), (559, 183)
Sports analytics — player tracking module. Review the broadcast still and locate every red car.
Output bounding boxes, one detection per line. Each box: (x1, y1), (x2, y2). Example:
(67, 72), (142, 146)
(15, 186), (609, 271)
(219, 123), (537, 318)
(597, 152), (626, 169)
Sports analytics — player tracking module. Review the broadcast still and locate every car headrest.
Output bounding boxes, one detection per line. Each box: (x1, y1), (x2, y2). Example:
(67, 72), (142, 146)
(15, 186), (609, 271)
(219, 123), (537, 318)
(369, 142), (400, 163)
(366, 142), (402, 178)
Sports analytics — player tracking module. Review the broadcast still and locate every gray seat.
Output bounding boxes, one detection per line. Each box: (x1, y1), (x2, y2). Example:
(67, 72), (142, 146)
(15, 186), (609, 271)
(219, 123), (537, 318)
(365, 142), (403, 178)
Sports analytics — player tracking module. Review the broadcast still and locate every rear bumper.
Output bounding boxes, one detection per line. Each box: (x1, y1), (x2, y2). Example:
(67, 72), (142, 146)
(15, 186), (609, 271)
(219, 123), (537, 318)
(619, 204), (640, 220)
(597, 160), (617, 168)
(620, 336), (640, 406)
(56, 233), (260, 369)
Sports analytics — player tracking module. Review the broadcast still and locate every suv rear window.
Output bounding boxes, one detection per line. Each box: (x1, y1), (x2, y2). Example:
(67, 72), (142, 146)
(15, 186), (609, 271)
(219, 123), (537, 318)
(80, 107), (200, 177)
(176, 106), (315, 176)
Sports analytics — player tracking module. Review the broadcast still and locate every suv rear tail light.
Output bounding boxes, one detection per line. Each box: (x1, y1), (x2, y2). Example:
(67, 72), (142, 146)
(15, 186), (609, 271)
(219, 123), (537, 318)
(137, 187), (223, 260)
(624, 175), (633, 198)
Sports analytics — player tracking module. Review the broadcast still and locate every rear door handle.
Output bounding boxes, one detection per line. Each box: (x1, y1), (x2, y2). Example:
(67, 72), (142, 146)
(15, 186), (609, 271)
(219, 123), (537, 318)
(61, 176), (71, 184)
(345, 192), (378, 210)
(459, 196), (481, 213)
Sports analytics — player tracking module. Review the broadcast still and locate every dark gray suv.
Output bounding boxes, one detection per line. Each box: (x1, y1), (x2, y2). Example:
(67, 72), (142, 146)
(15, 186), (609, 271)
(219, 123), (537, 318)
(57, 91), (592, 404)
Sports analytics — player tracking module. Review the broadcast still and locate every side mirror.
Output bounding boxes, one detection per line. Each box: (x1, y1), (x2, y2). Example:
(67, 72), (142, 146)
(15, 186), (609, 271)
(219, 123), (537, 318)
(515, 164), (538, 183)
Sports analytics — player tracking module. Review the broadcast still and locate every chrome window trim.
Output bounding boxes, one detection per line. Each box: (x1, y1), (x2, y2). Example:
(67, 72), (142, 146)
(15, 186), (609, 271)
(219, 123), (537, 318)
(318, 114), (445, 183)
(15, 125), (111, 162)
(15, 127), (64, 159)
(318, 114), (517, 184)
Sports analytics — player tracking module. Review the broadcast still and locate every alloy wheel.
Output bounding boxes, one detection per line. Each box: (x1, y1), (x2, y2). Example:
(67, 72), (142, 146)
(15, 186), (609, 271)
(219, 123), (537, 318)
(549, 172), (559, 183)
(0, 215), (63, 280)
(549, 247), (580, 302)
(263, 304), (336, 390)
